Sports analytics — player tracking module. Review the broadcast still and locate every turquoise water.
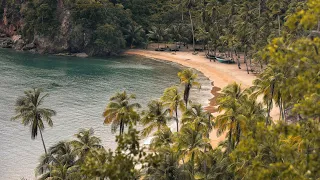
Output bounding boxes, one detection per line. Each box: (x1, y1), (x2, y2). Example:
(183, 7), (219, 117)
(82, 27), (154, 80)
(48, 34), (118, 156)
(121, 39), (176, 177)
(0, 49), (212, 179)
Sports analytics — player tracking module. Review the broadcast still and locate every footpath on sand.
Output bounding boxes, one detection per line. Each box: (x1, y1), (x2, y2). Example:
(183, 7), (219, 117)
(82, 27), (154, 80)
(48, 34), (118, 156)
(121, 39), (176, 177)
(125, 49), (279, 148)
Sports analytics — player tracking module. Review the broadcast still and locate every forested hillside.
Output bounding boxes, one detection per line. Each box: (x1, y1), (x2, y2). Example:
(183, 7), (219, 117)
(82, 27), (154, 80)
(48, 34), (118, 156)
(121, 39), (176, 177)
(8, 0), (320, 179)
(0, 0), (313, 57)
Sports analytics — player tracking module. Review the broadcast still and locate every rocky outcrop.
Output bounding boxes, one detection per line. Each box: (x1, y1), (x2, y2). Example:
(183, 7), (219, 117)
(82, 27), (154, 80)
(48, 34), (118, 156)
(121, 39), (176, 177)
(0, 1), (89, 56)
(0, 37), (13, 48)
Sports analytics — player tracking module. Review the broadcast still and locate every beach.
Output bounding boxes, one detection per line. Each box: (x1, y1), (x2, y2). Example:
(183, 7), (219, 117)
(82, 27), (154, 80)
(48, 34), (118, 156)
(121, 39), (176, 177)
(125, 49), (280, 148)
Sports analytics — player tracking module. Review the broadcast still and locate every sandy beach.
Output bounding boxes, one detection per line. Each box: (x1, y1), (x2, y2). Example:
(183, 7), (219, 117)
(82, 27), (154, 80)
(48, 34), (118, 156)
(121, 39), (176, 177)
(125, 49), (279, 148)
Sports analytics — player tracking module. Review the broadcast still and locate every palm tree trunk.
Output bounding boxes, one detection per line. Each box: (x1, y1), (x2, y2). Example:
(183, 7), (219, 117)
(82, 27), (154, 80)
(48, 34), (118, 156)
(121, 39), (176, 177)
(228, 126), (233, 151)
(120, 120), (123, 135)
(39, 128), (48, 154)
(278, 14), (281, 36)
(235, 50), (241, 69)
(266, 82), (275, 125)
(259, 0), (261, 17)
(175, 106), (179, 132)
(191, 152), (195, 176)
(236, 122), (241, 146)
(189, 10), (195, 51)
(184, 84), (191, 108)
(244, 50), (249, 74)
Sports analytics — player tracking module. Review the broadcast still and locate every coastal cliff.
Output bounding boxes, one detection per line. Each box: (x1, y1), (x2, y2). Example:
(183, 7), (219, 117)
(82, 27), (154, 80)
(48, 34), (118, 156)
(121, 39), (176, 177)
(0, 0), (72, 54)
(0, 0), (171, 56)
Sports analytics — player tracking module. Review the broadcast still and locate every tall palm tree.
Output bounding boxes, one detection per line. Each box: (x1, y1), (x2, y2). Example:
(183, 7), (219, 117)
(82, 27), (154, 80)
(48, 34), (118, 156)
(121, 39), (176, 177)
(71, 128), (103, 161)
(178, 69), (201, 108)
(215, 83), (247, 151)
(124, 24), (144, 48)
(36, 141), (78, 180)
(175, 122), (210, 178)
(143, 147), (182, 180)
(161, 86), (185, 132)
(179, 0), (196, 50)
(12, 88), (56, 154)
(150, 126), (173, 150)
(103, 91), (141, 135)
(147, 26), (166, 49)
(141, 100), (172, 137)
(252, 66), (285, 124)
(181, 104), (213, 138)
(168, 24), (190, 47)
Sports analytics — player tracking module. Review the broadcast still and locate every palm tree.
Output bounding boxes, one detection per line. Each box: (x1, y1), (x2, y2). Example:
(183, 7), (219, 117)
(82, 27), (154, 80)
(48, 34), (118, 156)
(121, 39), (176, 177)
(71, 128), (103, 161)
(252, 66), (285, 124)
(175, 122), (210, 178)
(178, 69), (201, 108)
(124, 24), (144, 48)
(36, 141), (78, 180)
(143, 147), (182, 180)
(161, 86), (185, 132)
(141, 100), (172, 137)
(147, 26), (166, 49)
(179, 0), (196, 51)
(215, 83), (247, 151)
(181, 104), (213, 137)
(150, 126), (173, 150)
(103, 91), (141, 135)
(168, 24), (190, 48)
(12, 88), (56, 154)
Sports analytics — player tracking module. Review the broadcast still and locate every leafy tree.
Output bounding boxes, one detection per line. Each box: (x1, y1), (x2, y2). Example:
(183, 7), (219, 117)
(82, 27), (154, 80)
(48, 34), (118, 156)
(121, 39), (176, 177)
(93, 24), (126, 56)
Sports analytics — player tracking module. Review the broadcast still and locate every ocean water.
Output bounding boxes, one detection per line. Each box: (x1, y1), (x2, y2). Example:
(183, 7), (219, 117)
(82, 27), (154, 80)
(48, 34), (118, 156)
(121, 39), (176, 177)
(0, 49), (212, 179)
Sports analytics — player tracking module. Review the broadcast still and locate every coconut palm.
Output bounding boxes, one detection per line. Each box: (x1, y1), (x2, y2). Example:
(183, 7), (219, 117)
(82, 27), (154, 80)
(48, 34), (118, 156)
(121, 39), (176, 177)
(71, 128), (103, 161)
(103, 91), (141, 135)
(147, 26), (166, 49)
(178, 69), (201, 108)
(143, 147), (182, 180)
(181, 104), (213, 138)
(168, 24), (190, 47)
(124, 24), (144, 48)
(161, 86), (185, 132)
(150, 126), (174, 150)
(215, 83), (247, 151)
(36, 141), (78, 180)
(175, 122), (210, 178)
(141, 100), (172, 137)
(252, 66), (285, 124)
(12, 88), (56, 154)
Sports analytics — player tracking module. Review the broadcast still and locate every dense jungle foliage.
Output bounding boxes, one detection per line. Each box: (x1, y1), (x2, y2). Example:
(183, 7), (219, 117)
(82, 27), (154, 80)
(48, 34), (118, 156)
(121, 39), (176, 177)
(9, 0), (320, 179)
(0, 0), (315, 56)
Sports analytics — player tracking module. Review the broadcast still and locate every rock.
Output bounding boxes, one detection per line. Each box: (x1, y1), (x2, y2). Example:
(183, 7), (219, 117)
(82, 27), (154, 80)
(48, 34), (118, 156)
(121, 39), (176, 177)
(28, 49), (37, 53)
(0, 38), (13, 48)
(22, 43), (36, 51)
(0, 34), (7, 38)
(75, 53), (88, 58)
(14, 39), (25, 50)
(12, 35), (22, 43)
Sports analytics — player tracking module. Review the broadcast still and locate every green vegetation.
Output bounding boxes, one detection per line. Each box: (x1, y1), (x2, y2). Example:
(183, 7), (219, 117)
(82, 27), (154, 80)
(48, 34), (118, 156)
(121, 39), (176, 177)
(0, 0), (308, 56)
(12, 88), (56, 154)
(9, 0), (320, 179)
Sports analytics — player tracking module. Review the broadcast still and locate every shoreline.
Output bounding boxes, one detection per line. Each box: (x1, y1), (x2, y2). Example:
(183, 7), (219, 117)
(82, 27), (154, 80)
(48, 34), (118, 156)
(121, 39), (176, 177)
(125, 49), (279, 148)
